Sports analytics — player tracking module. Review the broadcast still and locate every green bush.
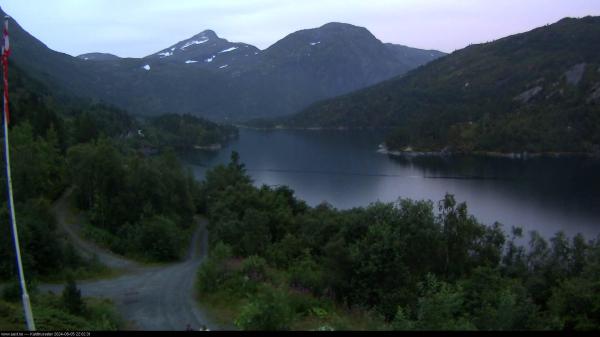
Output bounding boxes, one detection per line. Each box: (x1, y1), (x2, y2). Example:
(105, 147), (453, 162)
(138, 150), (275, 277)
(241, 256), (268, 281)
(135, 216), (185, 261)
(62, 277), (86, 316)
(288, 255), (326, 296)
(286, 291), (323, 316)
(235, 288), (294, 330)
(197, 242), (234, 294)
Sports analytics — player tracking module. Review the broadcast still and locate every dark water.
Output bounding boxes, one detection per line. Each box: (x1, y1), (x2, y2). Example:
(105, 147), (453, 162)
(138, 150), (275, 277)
(182, 129), (600, 239)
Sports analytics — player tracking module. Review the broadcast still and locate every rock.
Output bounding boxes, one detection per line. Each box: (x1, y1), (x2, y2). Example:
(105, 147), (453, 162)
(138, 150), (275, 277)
(587, 83), (600, 104)
(514, 86), (542, 103)
(194, 143), (222, 151)
(564, 63), (586, 86)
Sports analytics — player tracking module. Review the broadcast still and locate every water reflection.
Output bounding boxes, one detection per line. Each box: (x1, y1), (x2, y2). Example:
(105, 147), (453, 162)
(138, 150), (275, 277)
(182, 129), (600, 239)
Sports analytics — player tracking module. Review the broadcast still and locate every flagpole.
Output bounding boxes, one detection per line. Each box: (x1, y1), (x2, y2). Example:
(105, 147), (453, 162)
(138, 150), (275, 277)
(2, 15), (36, 332)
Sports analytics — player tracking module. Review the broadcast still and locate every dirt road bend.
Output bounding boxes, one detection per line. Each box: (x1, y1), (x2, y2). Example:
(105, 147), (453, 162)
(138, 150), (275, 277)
(42, 190), (223, 330)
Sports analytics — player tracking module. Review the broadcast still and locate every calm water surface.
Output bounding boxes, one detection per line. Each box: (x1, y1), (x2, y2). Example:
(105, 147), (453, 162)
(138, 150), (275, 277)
(183, 129), (600, 239)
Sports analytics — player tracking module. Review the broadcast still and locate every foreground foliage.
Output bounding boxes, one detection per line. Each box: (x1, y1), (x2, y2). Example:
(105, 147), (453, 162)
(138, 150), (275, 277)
(1, 63), (227, 274)
(1, 282), (121, 331)
(197, 152), (600, 330)
(67, 140), (196, 261)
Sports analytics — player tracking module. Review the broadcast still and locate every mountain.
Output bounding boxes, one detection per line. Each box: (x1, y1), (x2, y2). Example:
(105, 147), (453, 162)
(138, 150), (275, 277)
(256, 22), (439, 95)
(275, 16), (600, 154)
(77, 53), (121, 61)
(223, 22), (446, 118)
(1, 6), (445, 121)
(123, 22), (446, 120)
(1, 7), (99, 102)
(144, 30), (261, 70)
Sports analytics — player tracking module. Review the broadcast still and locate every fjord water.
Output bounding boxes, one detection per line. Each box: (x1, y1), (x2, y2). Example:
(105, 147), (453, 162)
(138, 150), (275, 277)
(183, 129), (600, 239)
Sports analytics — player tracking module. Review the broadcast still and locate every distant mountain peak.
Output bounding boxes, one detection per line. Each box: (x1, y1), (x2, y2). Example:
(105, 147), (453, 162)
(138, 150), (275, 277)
(199, 29), (218, 38)
(316, 22), (372, 36)
(187, 29), (218, 41)
(319, 22), (364, 30)
(77, 52), (121, 61)
(144, 28), (261, 70)
(276, 21), (376, 46)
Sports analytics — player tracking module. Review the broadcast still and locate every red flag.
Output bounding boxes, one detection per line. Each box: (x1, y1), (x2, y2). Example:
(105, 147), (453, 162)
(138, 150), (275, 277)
(2, 19), (9, 57)
(2, 18), (10, 124)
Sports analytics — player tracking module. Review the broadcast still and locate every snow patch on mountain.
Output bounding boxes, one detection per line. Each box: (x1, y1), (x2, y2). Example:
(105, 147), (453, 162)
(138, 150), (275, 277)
(158, 51), (173, 58)
(310, 41), (321, 46)
(180, 39), (209, 50)
(185, 60), (198, 64)
(219, 47), (238, 53)
(219, 64), (229, 69)
(143, 64), (151, 71)
(205, 56), (215, 63)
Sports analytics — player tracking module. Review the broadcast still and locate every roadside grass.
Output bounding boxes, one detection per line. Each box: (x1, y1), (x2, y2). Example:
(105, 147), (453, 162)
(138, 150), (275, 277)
(195, 290), (246, 328)
(290, 302), (389, 331)
(195, 255), (387, 331)
(38, 262), (123, 285)
(0, 292), (122, 331)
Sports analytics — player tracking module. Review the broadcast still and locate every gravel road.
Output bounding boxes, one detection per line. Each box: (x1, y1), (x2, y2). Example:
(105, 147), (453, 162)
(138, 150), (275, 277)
(52, 188), (139, 270)
(41, 190), (227, 331)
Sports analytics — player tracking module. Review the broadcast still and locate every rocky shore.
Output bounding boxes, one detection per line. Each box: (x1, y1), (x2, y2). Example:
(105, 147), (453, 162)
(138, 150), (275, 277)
(376, 144), (599, 159)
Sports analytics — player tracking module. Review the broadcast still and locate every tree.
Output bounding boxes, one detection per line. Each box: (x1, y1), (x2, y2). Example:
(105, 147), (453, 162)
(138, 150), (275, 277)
(135, 215), (184, 261)
(549, 277), (600, 330)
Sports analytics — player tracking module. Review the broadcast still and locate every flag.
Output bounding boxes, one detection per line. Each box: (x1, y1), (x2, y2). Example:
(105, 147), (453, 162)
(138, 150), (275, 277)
(2, 18), (10, 124)
(1, 19), (9, 57)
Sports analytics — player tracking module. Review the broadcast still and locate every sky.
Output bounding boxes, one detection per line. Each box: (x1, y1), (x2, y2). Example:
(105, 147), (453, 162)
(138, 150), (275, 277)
(1, 0), (599, 58)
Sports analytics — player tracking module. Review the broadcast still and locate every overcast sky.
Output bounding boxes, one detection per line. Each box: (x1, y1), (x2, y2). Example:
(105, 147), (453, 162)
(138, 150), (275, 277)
(2, 0), (599, 58)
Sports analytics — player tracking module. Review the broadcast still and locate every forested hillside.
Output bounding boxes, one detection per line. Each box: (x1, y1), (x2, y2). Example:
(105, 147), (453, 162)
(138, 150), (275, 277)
(277, 16), (600, 154)
(0, 60), (237, 280)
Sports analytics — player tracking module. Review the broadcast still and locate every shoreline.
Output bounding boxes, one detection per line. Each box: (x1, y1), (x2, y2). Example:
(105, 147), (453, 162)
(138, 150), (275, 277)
(376, 144), (600, 159)
(234, 124), (396, 131)
(224, 127), (600, 159)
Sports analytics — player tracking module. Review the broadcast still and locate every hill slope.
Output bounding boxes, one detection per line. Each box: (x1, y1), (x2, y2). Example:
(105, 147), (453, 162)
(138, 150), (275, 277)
(278, 16), (600, 154)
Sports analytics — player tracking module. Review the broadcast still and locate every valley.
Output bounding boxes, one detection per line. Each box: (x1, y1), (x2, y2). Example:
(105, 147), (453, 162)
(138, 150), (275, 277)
(1, 2), (599, 332)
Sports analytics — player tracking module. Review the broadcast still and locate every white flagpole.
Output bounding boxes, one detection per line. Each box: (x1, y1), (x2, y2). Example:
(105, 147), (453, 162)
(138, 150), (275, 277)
(2, 15), (36, 332)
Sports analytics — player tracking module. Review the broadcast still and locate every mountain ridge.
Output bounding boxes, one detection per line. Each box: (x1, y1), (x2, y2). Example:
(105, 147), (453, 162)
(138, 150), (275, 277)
(0, 6), (446, 121)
